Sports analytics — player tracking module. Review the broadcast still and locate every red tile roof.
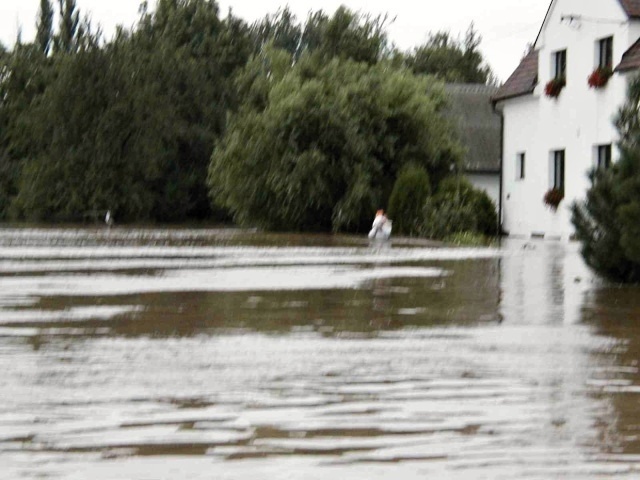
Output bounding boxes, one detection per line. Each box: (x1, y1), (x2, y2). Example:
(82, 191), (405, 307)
(616, 37), (640, 71)
(619, 0), (640, 17)
(491, 50), (539, 103)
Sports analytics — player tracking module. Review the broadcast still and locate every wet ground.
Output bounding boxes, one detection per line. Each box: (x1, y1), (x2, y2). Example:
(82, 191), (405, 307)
(1, 227), (639, 479)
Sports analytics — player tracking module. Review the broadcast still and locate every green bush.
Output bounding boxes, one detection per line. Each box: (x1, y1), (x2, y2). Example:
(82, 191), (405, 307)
(387, 164), (431, 235)
(420, 193), (476, 239)
(419, 175), (497, 239)
(472, 188), (498, 236)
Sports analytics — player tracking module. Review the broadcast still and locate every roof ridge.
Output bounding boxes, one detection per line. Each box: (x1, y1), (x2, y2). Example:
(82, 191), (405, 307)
(445, 84), (499, 95)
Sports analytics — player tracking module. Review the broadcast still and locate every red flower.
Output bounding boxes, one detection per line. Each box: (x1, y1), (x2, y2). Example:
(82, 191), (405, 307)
(588, 66), (613, 89)
(543, 188), (564, 210)
(544, 77), (566, 98)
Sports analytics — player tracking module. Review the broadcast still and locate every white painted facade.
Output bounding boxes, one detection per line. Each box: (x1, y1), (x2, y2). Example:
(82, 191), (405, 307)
(496, 0), (639, 240)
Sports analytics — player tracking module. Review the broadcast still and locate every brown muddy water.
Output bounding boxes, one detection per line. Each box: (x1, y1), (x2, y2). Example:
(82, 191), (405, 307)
(1, 227), (640, 479)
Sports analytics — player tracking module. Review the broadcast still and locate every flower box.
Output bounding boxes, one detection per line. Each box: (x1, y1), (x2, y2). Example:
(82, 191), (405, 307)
(543, 188), (564, 210)
(544, 77), (566, 98)
(588, 66), (613, 89)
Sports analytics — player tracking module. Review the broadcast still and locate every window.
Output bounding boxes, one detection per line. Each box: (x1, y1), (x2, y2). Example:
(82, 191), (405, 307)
(597, 144), (612, 170)
(553, 49), (567, 79)
(598, 37), (613, 69)
(516, 152), (525, 180)
(552, 150), (565, 193)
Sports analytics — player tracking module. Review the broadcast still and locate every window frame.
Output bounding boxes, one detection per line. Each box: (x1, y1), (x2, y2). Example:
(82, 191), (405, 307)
(553, 49), (567, 79)
(598, 36), (613, 69)
(516, 152), (525, 180)
(596, 144), (612, 170)
(552, 149), (565, 194)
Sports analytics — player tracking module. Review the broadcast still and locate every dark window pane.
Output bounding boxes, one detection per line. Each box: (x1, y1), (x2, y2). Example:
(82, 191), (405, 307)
(554, 50), (567, 78)
(597, 144), (612, 170)
(553, 150), (565, 193)
(599, 37), (613, 68)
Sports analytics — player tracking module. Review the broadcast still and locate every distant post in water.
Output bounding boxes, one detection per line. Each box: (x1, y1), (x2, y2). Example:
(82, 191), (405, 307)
(105, 210), (114, 228)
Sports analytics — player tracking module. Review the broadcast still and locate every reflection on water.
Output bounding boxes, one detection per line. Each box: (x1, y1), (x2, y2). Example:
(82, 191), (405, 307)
(1, 228), (639, 479)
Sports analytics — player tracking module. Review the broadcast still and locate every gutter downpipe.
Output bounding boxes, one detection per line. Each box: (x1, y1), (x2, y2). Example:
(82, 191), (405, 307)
(491, 99), (505, 237)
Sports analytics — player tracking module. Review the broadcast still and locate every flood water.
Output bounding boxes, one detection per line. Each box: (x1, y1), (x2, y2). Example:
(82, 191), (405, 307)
(1, 227), (640, 479)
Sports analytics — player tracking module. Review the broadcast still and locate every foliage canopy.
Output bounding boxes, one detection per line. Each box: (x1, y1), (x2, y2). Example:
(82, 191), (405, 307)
(404, 24), (495, 84)
(0, 1), (496, 230)
(208, 51), (461, 232)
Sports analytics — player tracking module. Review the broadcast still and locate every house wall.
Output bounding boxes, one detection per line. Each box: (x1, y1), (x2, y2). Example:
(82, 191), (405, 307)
(499, 0), (635, 239)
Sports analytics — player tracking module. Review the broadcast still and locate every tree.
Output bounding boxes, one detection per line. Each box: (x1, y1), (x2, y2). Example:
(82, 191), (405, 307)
(131, 0), (250, 220)
(10, 45), (163, 221)
(250, 7), (302, 56)
(36, 0), (54, 55)
(405, 23), (495, 84)
(6, 0), (250, 222)
(250, 6), (390, 65)
(208, 52), (462, 232)
(306, 6), (390, 65)
(571, 76), (640, 282)
(0, 42), (53, 220)
(54, 0), (80, 53)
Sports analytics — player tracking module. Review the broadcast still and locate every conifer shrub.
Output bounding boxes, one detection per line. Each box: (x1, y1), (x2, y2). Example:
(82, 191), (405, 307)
(387, 164), (431, 235)
(571, 76), (640, 283)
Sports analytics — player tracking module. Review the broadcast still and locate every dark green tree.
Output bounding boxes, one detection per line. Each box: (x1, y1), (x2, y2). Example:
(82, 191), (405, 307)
(132, 0), (250, 220)
(405, 23), (495, 84)
(0, 42), (53, 219)
(572, 76), (640, 282)
(249, 6), (390, 65)
(250, 7), (302, 55)
(54, 0), (80, 53)
(6, 0), (250, 222)
(302, 7), (390, 65)
(10, 45), (162, 221)
(36, 0), (54, 55)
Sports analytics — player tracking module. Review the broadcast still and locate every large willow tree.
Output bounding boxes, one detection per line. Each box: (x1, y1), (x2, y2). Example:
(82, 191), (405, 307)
(208, 48), (462, 232)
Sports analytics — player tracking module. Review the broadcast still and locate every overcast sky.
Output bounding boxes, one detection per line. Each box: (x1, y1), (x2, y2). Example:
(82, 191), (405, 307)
(0, 0), (550, 81)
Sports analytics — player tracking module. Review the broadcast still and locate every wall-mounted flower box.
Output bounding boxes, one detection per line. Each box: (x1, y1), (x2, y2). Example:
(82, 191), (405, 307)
(544, 77), (566, 98)
(588, 66), (613, 89)
(543, 188), (564, 210)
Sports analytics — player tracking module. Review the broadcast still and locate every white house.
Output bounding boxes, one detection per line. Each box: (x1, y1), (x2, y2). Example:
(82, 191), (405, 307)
(493, 0), (640, 240)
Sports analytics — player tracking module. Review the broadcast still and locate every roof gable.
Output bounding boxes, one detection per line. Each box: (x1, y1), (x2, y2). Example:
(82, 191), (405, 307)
(535, 0), (634, 47)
